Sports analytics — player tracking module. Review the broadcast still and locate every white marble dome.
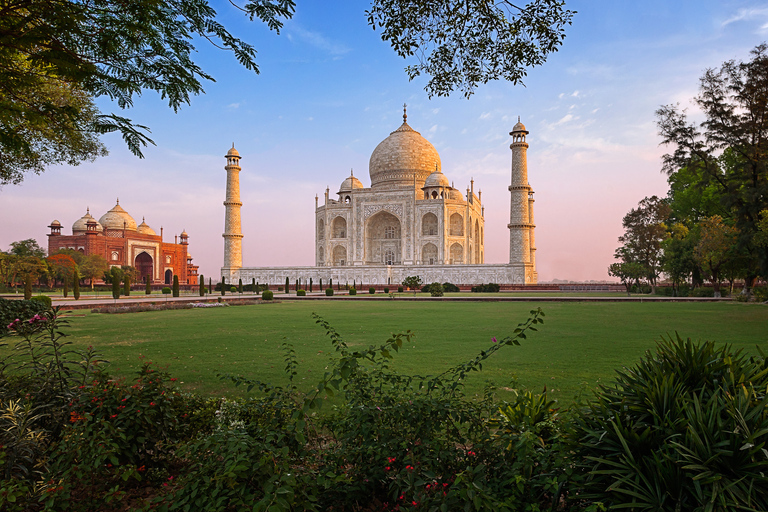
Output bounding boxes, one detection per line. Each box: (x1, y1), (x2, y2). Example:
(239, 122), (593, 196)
(423, 169), (450, 188)
(98, 200), (137, 231)
(339, 172), (364, 193)
(369, 117), (441, 190)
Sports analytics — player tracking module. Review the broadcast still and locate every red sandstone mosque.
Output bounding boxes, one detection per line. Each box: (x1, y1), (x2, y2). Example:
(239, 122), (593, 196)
(47, 200), (198, 285)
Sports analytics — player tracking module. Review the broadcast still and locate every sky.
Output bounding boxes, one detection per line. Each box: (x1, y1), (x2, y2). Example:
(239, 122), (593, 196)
(2, 0), (768, 282)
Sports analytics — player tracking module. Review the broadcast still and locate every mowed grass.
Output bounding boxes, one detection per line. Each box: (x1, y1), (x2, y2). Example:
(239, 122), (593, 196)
(36, 301), (768, 405)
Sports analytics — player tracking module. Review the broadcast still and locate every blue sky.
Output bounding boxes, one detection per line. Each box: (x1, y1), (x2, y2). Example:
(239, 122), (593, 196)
(2, 0), (768, 282)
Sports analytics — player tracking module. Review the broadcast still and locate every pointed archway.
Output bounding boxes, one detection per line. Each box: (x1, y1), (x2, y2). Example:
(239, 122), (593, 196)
(135, 251), (153, 283)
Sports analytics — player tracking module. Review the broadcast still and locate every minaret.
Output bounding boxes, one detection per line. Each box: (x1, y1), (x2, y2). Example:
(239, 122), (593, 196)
(507, 118), (536, 282)
(223, 144), (243, 271)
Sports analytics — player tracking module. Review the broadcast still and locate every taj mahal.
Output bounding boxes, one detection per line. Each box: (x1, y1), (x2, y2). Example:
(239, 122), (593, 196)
(221, 108), (537, 287)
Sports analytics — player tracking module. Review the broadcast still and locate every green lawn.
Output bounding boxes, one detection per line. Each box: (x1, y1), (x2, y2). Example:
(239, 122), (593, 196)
(29, 300), (768, 405)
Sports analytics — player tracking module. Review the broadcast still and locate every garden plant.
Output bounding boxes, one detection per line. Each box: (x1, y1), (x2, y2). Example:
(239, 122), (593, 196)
(0, 300), (766, 511)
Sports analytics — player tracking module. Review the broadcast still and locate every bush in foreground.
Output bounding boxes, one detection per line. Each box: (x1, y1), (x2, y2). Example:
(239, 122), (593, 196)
(262, 290), (274, 301)
(2, 306), (766, 512)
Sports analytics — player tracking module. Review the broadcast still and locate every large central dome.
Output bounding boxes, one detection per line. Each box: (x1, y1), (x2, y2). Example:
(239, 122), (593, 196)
(99, 200), (137, 231)
(369, 114), (441, 190)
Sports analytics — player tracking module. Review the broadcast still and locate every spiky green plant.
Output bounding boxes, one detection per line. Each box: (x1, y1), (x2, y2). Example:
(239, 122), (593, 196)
(574, 335), (768, 511)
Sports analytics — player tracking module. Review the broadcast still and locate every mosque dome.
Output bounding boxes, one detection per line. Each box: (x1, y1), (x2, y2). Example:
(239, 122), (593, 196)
(423, 169), (450, 188)
(98, 200), (137, 231)
(369, 109), (441, 190)
(226, 145), (240, 157)
(137, 217), (156, 236)
(72, 208), (102, 234)
(339, 172), (364, 193)
(50, 220), (61, 227)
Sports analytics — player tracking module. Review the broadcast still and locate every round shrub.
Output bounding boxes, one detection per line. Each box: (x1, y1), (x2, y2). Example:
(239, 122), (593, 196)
(325, 288), (334, 296)
(261, 290), (274, 301)
(428, 282), (444, 297)
(349, 288), (356, 295)
(383, 287), (389, 293)
(30, 295), (52, 308)
(398, 286), (403, 293)
(442, 282), (460, 293)
(369, 287), (375, 294)
(297, 289), (306, 296)
(162, 287), (171, 295)
(230, 286), (237, 293)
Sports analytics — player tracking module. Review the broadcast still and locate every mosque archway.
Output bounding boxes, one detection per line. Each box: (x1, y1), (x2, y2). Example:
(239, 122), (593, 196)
(135, 251), (153, 283)
(164, 269), (173, 284)
(333, 245), (346, 266)
(364, 211), (401, 265)
(449, 213), (463, 236)
(422, 243), (438, 265)
(332, 216), (347, 238)
(421, 213), (437, 236)
(450, 243), (463, 264)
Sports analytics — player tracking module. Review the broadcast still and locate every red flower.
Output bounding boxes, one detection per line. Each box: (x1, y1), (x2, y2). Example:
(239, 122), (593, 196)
(150, 402), (156, 406)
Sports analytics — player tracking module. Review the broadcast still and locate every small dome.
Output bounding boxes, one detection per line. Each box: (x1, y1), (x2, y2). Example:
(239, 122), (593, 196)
(226, 144), (240, 157)
(511, 117), (528, 133)
(50, 220), (61, 227)
(72, 209), (102, 234)
(98, 200), (137, 231)
(180, 230), (188, 237)
(369, 114), (441, 190)
(339, 172), (364, 193)
(423, 170), (450, 188)
(137, 217), (156, 236)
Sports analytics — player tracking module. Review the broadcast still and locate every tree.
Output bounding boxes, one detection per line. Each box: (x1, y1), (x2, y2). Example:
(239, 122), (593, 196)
(200, 275), (205, 296)
(614, 196), (671, 293)
(46, 253), (77, 287)
(79, 254), (109, 289)
(173, 275), (180, 297)
(9, 239), (46, 258)
(146, 275), (152, 295)
(16, 256), (47, 298)
(608, 262), (646, 296)
(221, 277), (226, 296)
(120, 266), (139, 285)
(123, 274), (131, 296)
(3, 0), (574, 184)
(755, 210), (768, 248)
(238, 278), (243, 294)
(73, 269), (80, 300)
(694, 216), (739, 297)
(104, 267), (124, 286)
(657, 44), (768, 283)
(402, 275), (423, 290)
(0, 56), (107, 185)
(368, 0), (574, 97)
(661, 223), (700, 295)
(285, 277), (290, 293)
(111, 276), (120, 300)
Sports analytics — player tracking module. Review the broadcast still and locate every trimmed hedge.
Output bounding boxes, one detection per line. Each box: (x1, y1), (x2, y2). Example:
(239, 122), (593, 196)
(297, 289), (306, 296)
(348, 288), (356, 296)
(325, 288), (334, 296)
(261, 290), (274, 301)
(0, 298), (48, 334)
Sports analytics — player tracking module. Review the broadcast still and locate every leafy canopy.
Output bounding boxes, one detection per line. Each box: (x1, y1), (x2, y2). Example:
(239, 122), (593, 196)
(367, 0), (574, 98)
(657, 44), (768, 277)
(2, 0), (574, 184)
